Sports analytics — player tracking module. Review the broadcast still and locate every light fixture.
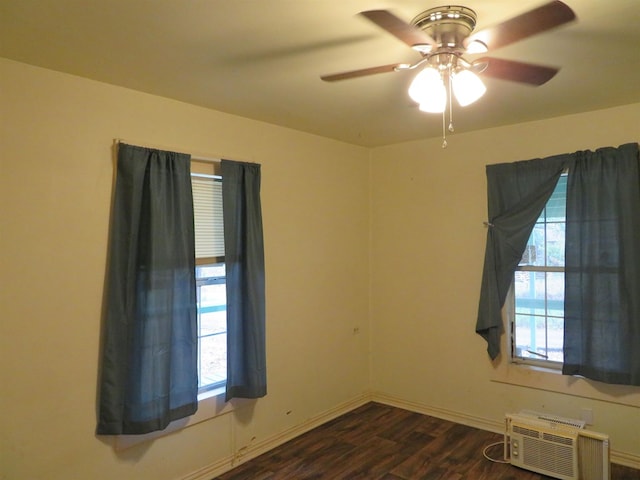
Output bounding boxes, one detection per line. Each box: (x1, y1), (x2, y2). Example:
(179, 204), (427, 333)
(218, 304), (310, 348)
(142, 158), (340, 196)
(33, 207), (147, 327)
(451, 69), (486, 106)
(323, 4), (574, 149)
(407, 54), (486, 148)
(408, 67), (446, 113)
(464, 39), (488, 54)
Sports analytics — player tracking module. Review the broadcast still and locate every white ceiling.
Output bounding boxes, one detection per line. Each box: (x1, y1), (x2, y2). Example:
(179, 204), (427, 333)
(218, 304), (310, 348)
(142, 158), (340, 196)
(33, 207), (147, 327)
(1, 0), (639, 147)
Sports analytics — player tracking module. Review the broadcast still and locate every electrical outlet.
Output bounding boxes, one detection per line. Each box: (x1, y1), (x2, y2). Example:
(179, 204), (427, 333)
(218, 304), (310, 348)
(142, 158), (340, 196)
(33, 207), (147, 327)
(581, 407), (594, 425)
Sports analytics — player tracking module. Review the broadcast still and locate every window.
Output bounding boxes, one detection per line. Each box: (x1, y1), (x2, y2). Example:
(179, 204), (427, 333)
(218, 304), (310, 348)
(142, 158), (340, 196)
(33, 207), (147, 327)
(511, 174), (566, 368)
(196, 263), (226, 392)
(479, 143), (639, 387)
(191, 161), (226, 392)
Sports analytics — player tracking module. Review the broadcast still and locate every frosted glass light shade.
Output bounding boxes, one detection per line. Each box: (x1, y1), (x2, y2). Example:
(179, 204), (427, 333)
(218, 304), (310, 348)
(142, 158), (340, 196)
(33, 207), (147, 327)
(418, 98), (446, 114)
(465, 39), (488, 54)
(452, 69), (486, 106)
(408, 67), (446, 113)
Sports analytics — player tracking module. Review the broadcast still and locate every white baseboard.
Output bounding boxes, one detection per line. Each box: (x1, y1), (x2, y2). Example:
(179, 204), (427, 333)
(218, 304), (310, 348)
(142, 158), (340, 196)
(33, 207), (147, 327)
(611, 450), (640, 470)
(371, 392), (504, 433)
(180, 391), (640, 479)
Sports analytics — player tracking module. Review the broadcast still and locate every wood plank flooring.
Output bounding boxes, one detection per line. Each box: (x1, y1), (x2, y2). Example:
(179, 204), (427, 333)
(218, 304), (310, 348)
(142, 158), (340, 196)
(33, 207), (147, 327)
(214, 402), (640, 480)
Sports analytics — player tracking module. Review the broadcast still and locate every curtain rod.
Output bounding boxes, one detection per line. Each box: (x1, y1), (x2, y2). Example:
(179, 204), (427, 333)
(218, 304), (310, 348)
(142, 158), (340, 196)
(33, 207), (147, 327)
(114, 138), (221, 163)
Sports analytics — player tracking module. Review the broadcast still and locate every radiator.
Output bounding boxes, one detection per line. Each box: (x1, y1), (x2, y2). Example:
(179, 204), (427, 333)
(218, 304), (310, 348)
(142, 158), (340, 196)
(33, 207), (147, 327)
(505, 412), (610, 480)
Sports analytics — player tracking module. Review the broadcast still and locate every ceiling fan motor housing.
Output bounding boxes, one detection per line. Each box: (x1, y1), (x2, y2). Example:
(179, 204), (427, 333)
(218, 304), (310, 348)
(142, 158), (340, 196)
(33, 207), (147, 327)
(411, 5), (477, 51)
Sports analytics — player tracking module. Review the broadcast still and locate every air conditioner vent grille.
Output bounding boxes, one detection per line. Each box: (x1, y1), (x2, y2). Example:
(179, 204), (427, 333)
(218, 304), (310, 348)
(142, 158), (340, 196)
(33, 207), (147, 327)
(543, 433), (575, 446)
(522, 436), (576, 478)
(519, 410), (586, 429)
(513, 425), (540, 438)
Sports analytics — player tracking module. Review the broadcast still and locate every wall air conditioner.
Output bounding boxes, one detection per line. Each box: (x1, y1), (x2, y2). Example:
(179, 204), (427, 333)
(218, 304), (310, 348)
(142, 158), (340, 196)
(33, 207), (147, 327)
(505, 411), (610, 480)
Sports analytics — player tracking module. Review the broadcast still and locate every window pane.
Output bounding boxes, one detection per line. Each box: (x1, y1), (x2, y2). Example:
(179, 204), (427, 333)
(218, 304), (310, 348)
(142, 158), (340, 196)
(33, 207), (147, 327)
(546, 222), (565, 266)
(531, 322), (548, 360)
(514, 271), (546, 315)
(514, 313), (547, 359)
(546, 317), (564, 363)
(195, 263), (226, 391)
(201, 309), (226, 335)
(199, 333), (227, 388)
(199, 282), (226, 314)
(546, 272), (564, 317)
(545, 175), (567, 221)
(526, 223), (546, 267)
(197, 263), (225, 279)
(514, 313), (534, 352)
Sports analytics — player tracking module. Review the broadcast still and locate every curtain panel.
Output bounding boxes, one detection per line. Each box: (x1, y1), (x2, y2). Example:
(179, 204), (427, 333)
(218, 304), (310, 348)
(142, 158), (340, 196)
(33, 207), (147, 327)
(221, 159), (267, 402)
(97, 144), (198, 435)
(563, 143), (640, 386)
(476, 154), (567, 359)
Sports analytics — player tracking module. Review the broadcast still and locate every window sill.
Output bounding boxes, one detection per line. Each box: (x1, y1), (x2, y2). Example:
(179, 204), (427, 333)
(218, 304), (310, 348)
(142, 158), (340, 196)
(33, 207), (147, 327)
(491, 359), (640, 408)
(114, 386), (248, 451)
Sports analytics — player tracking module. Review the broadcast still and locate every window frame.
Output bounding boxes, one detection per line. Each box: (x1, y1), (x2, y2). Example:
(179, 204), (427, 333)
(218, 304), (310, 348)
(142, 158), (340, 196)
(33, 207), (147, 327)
(509, 173), (567, 370)
(191, 160), (227, 394)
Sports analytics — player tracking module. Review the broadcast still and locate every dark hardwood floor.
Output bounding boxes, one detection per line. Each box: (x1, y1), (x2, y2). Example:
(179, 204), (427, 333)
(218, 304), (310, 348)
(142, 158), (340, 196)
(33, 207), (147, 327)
(214, 402), (640, 480)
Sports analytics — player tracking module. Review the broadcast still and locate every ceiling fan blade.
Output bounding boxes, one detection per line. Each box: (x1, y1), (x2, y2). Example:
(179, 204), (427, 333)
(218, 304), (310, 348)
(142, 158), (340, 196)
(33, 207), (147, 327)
(465, 1), (576, 51)
(321, 64), (403, 82)
(476, 57), (559, 85)
(360, 10), (436, 50)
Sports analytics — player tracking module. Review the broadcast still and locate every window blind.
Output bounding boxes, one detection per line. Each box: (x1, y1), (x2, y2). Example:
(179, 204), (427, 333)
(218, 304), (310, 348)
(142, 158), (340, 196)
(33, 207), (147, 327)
(192, 175), (224, 263)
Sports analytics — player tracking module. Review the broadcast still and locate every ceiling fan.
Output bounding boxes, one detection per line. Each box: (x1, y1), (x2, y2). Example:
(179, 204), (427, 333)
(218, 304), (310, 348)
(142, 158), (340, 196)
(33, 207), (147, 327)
(321, 1), (576, 146)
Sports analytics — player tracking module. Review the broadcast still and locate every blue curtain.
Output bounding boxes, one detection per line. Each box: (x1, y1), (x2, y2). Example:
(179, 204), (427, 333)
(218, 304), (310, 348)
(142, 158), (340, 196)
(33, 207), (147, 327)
(476, 154), (567, 359)
(563, 143), (640, 386)
(97, 143), (198, 435)
(221, 160), (267, 402)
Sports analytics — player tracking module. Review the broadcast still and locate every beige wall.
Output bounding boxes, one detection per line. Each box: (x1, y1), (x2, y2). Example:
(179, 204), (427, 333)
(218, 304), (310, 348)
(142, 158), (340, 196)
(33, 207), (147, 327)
(1, 56), (639, 479)
(0, 58), (370, 480)
(370, 103), (640, 461)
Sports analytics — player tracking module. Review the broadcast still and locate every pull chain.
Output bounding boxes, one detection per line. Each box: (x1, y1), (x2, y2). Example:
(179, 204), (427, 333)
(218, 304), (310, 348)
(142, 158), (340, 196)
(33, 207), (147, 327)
(441, 65), (454, 149)
(442, 108), (447, 148)
(448, 68), (454, 133)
